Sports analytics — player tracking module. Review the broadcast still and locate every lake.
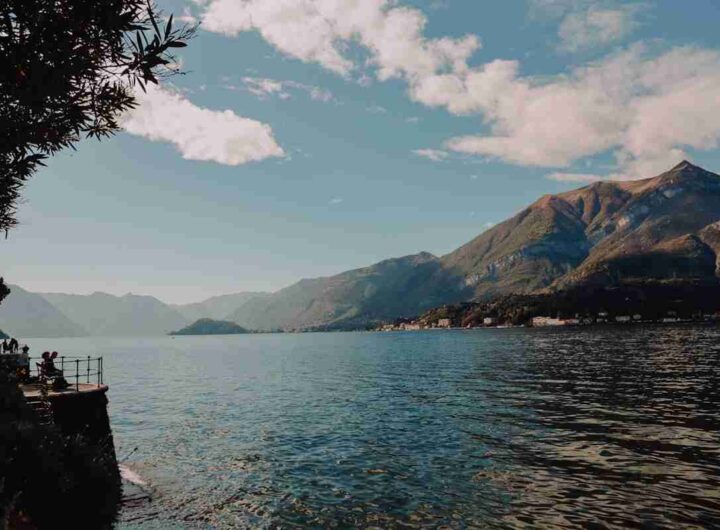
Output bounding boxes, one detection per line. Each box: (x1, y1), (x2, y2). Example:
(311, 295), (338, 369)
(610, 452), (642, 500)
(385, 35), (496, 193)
(29, 325), (720, 528)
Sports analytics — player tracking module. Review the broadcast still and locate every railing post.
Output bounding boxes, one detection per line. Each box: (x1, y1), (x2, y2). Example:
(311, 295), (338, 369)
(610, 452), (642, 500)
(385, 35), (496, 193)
(100, 357), (103, 385)
(75, 359), (79, 392)
(60, 356), (64, 376)
(86, 355), (90, 383)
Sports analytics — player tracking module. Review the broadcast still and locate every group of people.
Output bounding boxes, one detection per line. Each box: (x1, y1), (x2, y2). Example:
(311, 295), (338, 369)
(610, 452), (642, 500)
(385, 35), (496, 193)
(2, 337), (27, 354)
(0, 340), (67, 387)
(39, 351), (63, 377)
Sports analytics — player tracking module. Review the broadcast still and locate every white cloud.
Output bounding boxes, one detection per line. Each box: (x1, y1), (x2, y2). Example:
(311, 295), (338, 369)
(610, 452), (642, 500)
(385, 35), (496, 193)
(122, 85), (285, 165)
(366, 104), (388, 114)
(199, 0), (480, 80)
(241, 77), (290, 99)
(558, 5), (640, 53)
(241, 77), (335, 102)
(440, 46), (720, 179)
(329, 197), (343, 205)
(177, 6), (198, 24)
(198, 0), (720, 180)
(413, 149), (449, 162)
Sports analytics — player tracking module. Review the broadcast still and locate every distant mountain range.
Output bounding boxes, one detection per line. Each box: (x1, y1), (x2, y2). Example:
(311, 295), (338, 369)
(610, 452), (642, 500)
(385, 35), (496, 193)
(0, 288), (265, 338)
(1, 161), (719, 336)
(0, 285), (87, 338)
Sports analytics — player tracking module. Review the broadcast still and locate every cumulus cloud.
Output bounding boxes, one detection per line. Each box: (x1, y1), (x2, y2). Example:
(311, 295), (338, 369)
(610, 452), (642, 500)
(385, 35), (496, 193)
(122, 85), (285, 165)
(413, 149), (449, 162)
(558, 5), (640, 53)
(197, 0), (720, 180)
(241, 77), (335, 102)
(441, 46), (720, 178)
(200, 0), (480, 79)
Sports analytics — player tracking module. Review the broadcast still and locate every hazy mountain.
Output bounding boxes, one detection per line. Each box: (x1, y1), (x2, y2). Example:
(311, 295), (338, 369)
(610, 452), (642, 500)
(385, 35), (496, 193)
(170, 318), (249, 336)
(229, 252), (467, 331)
(172, 292), (270, 322)
(442, 161), (720, 296)
(0, 285), (87, 338)
(40, 292), (188, 336)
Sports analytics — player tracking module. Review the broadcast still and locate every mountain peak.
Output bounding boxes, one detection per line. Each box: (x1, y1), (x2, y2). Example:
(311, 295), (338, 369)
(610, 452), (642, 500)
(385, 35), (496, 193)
(671, 160), (697, 172)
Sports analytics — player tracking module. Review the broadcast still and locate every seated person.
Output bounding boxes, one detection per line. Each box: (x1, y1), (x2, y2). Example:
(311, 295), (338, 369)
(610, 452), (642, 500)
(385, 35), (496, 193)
(39, 351), (63, 377)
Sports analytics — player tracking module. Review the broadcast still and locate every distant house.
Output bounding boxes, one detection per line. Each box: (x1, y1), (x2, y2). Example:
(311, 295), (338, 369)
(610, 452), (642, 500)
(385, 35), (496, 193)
(615, 315), (631, 323)
(401, 322), (422, 331)
(437, 318), (451, 328)
(532, 316), (565, 327)
(633, 314), (643, 321)
(532, 316), (581, 327)
(483, 317), (497, 326)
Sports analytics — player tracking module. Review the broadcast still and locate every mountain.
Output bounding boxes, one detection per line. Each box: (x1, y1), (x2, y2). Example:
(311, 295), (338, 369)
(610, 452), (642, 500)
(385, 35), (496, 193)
(170, 318), (249, 336)
(442, 161), (720, 296)
(40, 292), (188, 337)
(4, 161), (718, 335)
(230, 161), (720, 330)
(0, 285), (87, 338)
(172, 292), (270, 322)
(229, 252), (468, 331)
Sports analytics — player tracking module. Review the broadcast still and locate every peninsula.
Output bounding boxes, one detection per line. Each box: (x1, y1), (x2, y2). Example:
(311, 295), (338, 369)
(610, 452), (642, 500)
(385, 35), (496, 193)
(170, 318), (249, 336)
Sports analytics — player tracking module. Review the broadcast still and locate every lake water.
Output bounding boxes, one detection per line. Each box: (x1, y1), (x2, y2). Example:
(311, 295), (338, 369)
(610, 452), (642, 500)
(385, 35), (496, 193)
(30, 326), (720, 528)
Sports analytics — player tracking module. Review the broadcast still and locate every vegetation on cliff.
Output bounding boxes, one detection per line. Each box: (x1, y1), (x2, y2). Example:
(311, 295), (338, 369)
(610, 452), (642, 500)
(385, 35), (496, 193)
(0, 370), (121, 528)
(171, 318), (249, 335)
(414, 281), (720, 328)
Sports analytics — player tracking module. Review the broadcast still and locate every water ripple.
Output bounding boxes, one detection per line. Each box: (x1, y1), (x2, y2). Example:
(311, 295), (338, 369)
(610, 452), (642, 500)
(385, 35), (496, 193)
(29, 326), (720, 528)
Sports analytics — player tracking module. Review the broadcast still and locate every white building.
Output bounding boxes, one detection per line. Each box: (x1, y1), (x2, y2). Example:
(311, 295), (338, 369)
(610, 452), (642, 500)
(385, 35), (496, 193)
(532, 316), (565, 327)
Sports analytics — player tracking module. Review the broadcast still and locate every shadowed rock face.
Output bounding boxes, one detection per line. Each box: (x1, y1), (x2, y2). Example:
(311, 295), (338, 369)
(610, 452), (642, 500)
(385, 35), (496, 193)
(442, 161), (720, 297)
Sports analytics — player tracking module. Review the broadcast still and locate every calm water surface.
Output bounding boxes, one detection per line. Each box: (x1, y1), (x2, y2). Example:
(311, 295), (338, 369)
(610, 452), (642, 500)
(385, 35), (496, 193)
(32, 326), (720, 528)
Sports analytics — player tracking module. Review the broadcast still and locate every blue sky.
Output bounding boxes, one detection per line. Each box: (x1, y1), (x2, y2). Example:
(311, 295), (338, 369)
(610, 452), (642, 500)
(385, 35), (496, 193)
(5, 0), (720, 303)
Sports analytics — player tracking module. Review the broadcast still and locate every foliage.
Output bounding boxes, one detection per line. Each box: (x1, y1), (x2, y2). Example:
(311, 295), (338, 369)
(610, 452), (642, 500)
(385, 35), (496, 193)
(416, 281), (720, 327)
(0, 0), (194, 232)
(171, 318), (249, 335)
(0, 370), (121, 528)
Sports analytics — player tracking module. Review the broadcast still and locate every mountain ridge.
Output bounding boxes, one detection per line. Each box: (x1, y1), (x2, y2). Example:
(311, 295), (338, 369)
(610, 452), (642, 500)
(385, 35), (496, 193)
(2, 161), (719, 335)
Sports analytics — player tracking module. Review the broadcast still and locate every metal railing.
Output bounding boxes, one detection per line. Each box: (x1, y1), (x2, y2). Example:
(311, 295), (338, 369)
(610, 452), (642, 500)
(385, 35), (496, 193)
(27, 355), (104, 391)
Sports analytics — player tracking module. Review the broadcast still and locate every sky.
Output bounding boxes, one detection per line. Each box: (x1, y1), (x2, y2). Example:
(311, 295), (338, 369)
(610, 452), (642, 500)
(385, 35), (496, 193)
(4, 0), (720, 304)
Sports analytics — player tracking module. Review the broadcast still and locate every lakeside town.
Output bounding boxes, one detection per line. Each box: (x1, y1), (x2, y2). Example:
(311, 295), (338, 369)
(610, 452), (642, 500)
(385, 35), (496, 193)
(378, 310), (720, 331)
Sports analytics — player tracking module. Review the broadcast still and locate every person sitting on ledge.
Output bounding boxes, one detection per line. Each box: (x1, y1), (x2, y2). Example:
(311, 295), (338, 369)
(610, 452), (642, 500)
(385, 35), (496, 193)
(40, 351), (62, 377)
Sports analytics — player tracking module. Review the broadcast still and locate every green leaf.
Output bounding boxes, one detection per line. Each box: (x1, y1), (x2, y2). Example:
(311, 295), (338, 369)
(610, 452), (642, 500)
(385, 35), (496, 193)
(165, 14), (173, 39)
